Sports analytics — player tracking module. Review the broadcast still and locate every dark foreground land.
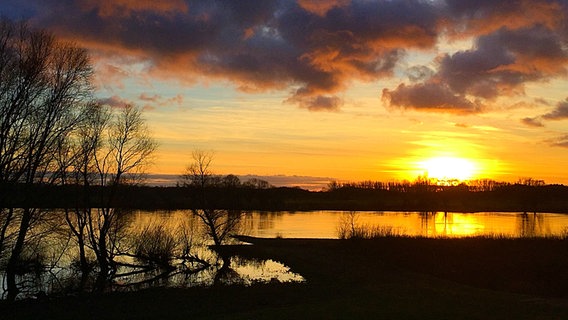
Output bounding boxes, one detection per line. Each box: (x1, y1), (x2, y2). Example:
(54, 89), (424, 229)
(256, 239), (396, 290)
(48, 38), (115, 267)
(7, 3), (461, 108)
(3, 237), (568, 319)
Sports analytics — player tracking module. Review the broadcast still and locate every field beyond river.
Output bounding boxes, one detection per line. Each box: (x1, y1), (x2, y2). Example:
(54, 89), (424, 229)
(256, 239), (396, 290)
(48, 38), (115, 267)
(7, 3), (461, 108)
(3, 236), (568, 319)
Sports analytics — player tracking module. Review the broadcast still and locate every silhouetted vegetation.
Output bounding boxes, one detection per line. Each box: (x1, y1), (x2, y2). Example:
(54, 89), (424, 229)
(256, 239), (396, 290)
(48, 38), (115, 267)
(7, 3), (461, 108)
(0, 19), (96, 300)
(4, 177), (568, 213)
(131, 222), (178, 267)
(4, 236), (568, 319)
(0, 19), (166, 299)
(3, 18), (568, 311)
(337, 211), (403, 239)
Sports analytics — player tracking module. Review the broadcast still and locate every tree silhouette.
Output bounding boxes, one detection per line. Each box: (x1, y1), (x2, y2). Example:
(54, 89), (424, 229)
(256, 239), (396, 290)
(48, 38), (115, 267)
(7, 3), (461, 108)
(183, 151), (242, 247)
(0, 19), (92, 300)
(86, 104), (157, 290)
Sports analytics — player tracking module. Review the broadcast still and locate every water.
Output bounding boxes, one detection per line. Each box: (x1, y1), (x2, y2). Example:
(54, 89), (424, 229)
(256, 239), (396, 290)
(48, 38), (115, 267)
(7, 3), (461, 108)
(237, 211), (568, 238)
(0, 209), (306, 299)
(3, 210), (568, 299)
(130, 210), (568, 240)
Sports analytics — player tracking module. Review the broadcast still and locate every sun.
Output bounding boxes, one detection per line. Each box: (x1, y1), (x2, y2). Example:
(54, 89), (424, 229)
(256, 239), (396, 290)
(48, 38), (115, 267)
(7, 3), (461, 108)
(419, 157), (476, 182)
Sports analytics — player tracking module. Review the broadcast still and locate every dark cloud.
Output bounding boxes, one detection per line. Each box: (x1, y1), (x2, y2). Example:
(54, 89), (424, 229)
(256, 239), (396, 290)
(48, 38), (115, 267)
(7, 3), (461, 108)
(439, 25), (568, 99)
(382, 83), (481, 114)
(523, 98), (568, 125)
(444, 0), (566, 36)
(549, 134), (568, 148)
(521, 117), (544, 127)
(542, 98), (568, 120)
(2, 0), (567, 112)
(384, 21), (568, 113)
(296, 0), (350, 16)
(2, 0), (442, 111)
(139, 93), (161, 102)
(287, 93), (343, 111)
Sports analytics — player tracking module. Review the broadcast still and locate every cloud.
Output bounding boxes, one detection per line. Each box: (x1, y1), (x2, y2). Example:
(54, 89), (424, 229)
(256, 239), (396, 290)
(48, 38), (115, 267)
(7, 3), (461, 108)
(384, 20), (568, 113)
(97, 95), (132, 108)
(382, 83), (481, 114)
(542, 98), (568, 120)
(167, 94), (184, 106)
(548, 135), (568, 148)
(444, 0), (566, 37)
(139, 93), (161, 102)
(8, 0), (442, 111)
(92, 63), (129, 91)
(296, 0), (351, 16)
(135, 93), (185, 110)
(287, 93), (343, 111)
(438, 25), (568, 99)
(524, 98), (568, 125)
(521, 117), (544, 127)
(80, 0), (188, 18)
(4, 0), (568, 112)
(406, 66), (435, 83)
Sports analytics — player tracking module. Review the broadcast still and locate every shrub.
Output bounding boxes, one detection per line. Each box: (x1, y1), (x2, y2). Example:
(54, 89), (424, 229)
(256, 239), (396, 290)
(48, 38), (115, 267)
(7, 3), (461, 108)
(132, 223), (177, 267)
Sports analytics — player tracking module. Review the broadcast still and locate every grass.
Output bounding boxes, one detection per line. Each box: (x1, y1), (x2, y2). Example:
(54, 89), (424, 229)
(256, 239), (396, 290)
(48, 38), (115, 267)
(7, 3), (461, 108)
(3, 236), (568, 319)
(131, 222), (178, 267)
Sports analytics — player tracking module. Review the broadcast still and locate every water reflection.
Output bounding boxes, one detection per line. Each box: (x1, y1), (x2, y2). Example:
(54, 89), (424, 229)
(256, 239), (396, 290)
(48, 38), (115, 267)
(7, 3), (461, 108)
(0, 209), (305, 300)
(243, 211), (568, 238)
(3, 209), (568, 299)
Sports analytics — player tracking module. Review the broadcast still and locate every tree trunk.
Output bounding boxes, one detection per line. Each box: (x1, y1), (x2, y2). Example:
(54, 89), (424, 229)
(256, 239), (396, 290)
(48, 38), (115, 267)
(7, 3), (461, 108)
(77, 229), (89, 273)
(6, 207), (32, 301)
(0, 207), (14, 257)
(94, 219), (110, 292)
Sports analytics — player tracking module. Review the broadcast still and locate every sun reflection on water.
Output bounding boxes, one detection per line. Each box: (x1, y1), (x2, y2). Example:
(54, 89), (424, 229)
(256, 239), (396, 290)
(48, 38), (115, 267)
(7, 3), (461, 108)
(242, 211), (568, 239)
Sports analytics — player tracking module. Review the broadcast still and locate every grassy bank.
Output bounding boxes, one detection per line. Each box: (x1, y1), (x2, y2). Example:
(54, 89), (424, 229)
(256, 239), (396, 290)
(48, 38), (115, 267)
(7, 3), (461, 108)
(3, 237), (568, 319)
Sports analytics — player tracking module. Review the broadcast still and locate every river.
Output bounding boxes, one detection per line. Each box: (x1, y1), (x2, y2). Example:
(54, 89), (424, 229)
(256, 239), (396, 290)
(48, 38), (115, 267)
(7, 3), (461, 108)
(134, 210), (568, 239)
(2, 210), (567, 299)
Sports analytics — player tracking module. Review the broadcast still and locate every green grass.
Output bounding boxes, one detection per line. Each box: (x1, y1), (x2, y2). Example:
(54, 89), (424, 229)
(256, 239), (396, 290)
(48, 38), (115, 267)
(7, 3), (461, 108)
(3, 237), (568, 319)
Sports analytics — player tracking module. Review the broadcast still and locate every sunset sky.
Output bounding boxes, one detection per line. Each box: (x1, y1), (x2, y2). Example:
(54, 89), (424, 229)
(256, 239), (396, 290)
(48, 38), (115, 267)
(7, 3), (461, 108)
(2, 0), (568, 187)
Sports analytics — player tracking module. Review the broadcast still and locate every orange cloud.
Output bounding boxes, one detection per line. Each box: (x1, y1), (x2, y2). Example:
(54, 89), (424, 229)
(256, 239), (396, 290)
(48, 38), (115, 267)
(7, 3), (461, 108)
(81, 0), (188, 17)
(445, 0), (565, 37)
(296, 0), (351, 16)
(10, 0), (568, 112)
(97, 95), (132, 108)
(382, 83), (482, 114)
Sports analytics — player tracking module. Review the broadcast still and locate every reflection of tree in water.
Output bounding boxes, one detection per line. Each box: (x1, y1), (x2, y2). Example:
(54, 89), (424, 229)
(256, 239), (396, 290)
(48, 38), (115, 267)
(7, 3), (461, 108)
(418, 212), (438, 237)
(213, 256), (243, 286)
(0, 209), (294, 299)
(517, 213), (547, 238)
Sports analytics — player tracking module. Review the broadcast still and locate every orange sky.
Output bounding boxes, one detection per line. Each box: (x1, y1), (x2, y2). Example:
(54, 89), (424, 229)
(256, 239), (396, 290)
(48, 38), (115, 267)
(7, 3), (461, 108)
(3, 0), (568, 186)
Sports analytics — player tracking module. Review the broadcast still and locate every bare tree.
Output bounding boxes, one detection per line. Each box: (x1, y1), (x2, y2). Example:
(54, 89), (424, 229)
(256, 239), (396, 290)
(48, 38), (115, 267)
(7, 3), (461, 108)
(192, 209), (242, 247)
(0, 19), (93, 301)
(243, 178), (272, 189)
(181, 150), (214, 189)
(183, 151), (243, 247)
(86, 104), (157, 289)
(58, 103), (110, 276)
(0, 19), (157, 298)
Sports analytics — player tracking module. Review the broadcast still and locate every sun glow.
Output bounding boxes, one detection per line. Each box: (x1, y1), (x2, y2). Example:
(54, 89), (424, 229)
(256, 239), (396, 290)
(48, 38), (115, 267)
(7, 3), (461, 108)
(420, 157), (477, 182)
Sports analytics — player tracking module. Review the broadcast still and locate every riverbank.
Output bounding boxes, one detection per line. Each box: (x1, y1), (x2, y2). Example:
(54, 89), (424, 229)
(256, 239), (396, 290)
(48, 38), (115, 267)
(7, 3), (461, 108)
(7, 183), (568, 213)
(3, 236), (568, 319)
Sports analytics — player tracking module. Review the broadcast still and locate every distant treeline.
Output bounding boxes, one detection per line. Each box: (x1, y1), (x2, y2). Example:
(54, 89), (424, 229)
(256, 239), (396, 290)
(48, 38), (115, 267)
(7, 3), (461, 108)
(5, 177), (568, 213)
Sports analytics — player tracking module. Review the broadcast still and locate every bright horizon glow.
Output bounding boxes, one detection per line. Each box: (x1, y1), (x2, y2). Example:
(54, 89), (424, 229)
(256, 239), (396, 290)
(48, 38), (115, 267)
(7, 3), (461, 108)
(419, 157), (477, 182)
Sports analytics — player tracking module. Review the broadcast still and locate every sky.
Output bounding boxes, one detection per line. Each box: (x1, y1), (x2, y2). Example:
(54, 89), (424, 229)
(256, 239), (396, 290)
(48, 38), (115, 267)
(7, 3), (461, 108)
(2, 0), (568, 188)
